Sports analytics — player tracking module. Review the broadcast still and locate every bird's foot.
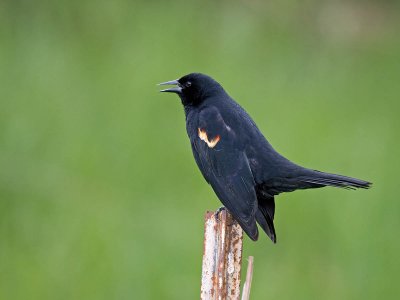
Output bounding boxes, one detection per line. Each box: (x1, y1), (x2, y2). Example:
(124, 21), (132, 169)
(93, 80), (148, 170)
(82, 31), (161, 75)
(214, 206), (226, 220)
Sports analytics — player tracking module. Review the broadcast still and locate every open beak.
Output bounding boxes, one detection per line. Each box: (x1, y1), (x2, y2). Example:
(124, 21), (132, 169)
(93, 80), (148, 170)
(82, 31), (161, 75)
(158, 79), (182, 94)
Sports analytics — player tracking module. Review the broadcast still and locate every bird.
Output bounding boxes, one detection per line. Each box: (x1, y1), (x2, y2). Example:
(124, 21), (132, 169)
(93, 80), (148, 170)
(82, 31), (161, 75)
(159, 73), (371, 243)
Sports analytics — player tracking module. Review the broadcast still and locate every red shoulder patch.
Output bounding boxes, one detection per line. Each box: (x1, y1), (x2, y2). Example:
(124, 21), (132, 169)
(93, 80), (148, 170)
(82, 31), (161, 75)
(198, 128), (220, 148)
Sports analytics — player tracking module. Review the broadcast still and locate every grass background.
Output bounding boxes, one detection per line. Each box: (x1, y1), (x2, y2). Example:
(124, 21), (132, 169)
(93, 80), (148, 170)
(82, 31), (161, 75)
(1, 0), (399, 299)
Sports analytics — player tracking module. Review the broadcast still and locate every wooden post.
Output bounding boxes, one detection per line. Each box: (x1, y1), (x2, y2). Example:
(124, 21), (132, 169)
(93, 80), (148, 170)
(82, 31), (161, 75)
(201, 209), (244, 300)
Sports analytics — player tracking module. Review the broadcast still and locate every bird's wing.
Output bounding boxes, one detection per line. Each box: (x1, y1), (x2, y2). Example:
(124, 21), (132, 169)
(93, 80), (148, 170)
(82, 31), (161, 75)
(190, 106), (259, 240)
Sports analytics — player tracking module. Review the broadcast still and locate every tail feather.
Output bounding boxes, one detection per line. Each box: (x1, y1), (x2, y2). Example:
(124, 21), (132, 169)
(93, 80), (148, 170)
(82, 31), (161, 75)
(300, 170), (372, 190)
(255, 196), (276, 243)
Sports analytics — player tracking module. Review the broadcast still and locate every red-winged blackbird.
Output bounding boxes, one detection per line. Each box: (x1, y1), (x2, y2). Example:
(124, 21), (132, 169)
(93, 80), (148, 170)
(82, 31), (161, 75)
(159, 73), (371, 243)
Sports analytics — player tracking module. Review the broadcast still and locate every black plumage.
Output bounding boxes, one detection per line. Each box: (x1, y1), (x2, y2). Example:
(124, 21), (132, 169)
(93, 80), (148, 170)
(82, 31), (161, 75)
(159, 73), (371, 243)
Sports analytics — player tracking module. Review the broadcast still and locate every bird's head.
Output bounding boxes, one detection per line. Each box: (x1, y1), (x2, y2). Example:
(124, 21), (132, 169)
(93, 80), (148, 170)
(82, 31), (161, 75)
(159, 73), (224, 106)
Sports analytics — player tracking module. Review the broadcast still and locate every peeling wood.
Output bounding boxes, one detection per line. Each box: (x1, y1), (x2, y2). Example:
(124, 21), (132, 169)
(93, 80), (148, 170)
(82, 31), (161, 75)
(201, 209), (243, 300)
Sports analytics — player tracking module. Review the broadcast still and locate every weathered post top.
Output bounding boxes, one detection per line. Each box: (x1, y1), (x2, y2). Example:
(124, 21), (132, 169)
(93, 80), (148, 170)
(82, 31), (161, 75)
(201, 209), (243, 300)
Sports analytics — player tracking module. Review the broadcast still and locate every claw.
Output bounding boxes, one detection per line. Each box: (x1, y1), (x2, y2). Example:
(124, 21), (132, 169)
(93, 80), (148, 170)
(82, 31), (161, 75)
(214, 206), (226, 220)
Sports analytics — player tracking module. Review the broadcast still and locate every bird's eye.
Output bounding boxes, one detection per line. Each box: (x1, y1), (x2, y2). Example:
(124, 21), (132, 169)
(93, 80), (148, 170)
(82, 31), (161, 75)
(185, 82), (192, 88)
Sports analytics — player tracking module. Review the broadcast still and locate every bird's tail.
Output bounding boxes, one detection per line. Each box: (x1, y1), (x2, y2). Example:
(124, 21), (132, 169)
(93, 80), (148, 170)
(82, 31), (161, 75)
(299, 169), (372, 190)
(255, 196), (276, 243)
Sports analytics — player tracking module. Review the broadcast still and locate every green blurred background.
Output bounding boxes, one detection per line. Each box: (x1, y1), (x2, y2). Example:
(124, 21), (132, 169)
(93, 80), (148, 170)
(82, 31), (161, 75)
(1, 0), (399, 299)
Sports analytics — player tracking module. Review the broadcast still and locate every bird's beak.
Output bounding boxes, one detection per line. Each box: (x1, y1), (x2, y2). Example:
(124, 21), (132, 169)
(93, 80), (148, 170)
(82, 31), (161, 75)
(158, 79), (182, 94)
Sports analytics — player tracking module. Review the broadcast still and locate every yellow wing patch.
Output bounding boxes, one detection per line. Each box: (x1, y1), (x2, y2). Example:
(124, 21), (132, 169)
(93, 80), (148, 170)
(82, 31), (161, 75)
(198, 128), (220, 148)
